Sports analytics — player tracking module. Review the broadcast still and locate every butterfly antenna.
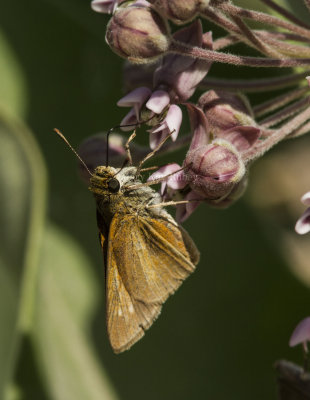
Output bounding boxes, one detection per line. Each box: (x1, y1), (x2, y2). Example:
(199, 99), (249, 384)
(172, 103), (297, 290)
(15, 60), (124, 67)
(53, 128), (93, 177)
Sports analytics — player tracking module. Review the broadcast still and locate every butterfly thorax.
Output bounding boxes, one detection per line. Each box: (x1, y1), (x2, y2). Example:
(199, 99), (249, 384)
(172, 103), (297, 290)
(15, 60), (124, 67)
(89, 166), (163, 225)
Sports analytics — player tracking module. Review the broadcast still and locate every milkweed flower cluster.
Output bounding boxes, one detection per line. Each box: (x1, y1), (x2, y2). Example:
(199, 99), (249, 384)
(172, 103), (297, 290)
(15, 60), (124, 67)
(87, 0), (310, 224)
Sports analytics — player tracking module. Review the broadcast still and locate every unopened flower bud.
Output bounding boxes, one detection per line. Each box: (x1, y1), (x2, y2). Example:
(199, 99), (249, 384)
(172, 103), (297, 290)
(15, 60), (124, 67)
(198, 90), (255, 135)
(105, 2), (170, 64)
(148, 0), (210, 24)
(184, 139), (245, 200)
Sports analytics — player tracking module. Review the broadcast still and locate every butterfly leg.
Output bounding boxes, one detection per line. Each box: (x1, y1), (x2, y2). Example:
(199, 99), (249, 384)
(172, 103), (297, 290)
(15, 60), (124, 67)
(139, 166), (159, 173)
(127, 165), (189, 190)
(146, 199), (200, 209)
(135, 129), (176, 177)
(125, 131), (136, 166)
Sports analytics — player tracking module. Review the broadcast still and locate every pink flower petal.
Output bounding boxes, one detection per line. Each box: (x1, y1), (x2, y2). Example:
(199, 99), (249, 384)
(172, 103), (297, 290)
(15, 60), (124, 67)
(147, 163), (186, 193)
(301, 191), (310, 206)
(289, 317), (310, 347)
(154, 21), (203, 94)
(148, 105), (182, 149)
(186, 103), (210, 150)
(146, 90), (170, 114)
(149, 122), (167, 134)
(91, 0), (118, 13)
(172, 32), (213, 101)
(149, 128), (167, 150)
(148, 163), (182, 194)
(220, 126), (261, 153)
(295, 207), (310, 235)
(117, 86), (152, 120)
(117, 87), (151, 107)
(166, 169), (187, 190)
(176, 191), (202, 222)
(119, 108), (138, 131)
(131, 0), (151, 7)
(154, 22), (212, 102)
(164, 104), (182, 141)
(148, 163), (181, 181)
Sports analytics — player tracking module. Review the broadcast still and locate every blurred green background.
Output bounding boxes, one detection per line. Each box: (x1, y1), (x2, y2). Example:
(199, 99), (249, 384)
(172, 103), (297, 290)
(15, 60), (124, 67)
(0, 0), (310, 399)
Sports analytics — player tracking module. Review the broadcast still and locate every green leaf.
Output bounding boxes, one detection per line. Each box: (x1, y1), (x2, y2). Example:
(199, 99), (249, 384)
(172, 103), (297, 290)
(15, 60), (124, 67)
(0, 91), (117, 400)
(0, 107), (47, 398)
(0, 29), (27, 117)
(32, 223), (118, 400)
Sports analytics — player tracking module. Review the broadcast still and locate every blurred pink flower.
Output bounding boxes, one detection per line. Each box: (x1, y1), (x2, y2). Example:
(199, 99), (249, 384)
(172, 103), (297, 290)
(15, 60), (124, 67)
(295, 192), (310, 235)
(289, 316), (310, 353)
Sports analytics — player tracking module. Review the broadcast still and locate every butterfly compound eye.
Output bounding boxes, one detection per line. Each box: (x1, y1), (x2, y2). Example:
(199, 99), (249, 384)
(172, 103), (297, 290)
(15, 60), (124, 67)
(107, 178), (120, 193)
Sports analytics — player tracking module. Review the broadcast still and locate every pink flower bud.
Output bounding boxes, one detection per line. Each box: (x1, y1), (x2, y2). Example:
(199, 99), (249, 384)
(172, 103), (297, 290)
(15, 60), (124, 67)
(198, 90), (256, 136)
(148, 0), (210, 24)
(105, 2), (170, 64)
(184, 139), (245, 199)
(117, 86), (152, 121)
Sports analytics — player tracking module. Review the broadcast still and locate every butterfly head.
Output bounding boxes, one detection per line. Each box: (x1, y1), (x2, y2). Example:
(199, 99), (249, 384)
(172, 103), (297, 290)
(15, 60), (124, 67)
(89, 166), (120, 195)
(89, 165), (139, 197)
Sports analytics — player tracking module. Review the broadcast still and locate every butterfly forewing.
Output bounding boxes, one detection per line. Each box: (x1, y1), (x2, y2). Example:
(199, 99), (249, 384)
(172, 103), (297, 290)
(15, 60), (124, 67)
(104, 213), (197, 354)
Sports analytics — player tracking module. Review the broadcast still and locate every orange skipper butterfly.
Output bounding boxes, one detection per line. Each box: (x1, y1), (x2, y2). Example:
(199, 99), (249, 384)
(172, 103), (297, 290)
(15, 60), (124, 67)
(55, 129), (199, 353)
